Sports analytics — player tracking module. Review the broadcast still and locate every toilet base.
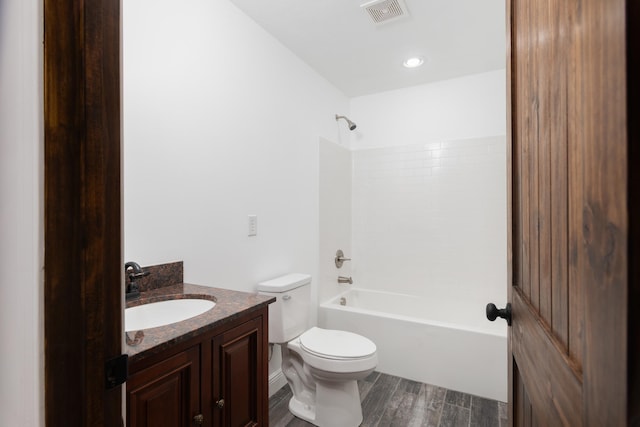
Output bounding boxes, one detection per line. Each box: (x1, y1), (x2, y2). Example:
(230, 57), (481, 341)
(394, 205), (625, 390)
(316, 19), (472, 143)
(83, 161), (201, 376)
(289, 396), (317, 425)
(282, 334), (376, 427)
(288, 377), (364, 427)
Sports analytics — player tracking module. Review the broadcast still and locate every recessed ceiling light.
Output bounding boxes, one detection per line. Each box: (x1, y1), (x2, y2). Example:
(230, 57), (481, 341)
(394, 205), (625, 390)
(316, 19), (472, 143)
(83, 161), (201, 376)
(403, 57), (424, 68)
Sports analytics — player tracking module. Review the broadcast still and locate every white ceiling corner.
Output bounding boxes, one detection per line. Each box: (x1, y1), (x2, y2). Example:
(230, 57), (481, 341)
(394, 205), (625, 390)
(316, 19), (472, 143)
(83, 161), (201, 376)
(229, 0), (506, 97)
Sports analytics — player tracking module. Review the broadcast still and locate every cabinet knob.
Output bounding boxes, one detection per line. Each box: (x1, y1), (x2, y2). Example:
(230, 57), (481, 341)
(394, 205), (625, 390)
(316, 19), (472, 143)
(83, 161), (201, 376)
(215, 398), (225, 409)
(193, 414), (204, 425)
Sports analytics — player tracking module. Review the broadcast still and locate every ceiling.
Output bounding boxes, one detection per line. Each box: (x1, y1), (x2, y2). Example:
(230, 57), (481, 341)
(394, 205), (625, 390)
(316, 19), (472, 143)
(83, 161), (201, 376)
(230, 0), (506, 97)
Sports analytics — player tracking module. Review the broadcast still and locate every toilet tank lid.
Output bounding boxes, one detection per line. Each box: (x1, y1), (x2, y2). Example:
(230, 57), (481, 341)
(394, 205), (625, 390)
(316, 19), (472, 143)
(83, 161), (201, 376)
(257, 273), (311, 292)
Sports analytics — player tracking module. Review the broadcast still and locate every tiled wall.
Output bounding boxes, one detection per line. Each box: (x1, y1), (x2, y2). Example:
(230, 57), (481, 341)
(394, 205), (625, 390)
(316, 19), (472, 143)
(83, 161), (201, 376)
(351, 136), (507, 304)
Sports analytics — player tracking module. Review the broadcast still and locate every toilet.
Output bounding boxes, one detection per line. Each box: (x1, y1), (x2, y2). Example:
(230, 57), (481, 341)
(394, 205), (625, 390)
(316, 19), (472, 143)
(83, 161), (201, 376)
(258, 273), (377, 427)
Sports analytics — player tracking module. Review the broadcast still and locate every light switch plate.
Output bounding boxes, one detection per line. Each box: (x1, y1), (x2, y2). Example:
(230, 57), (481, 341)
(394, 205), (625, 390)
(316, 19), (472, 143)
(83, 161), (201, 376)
(248, 215), (257, 236)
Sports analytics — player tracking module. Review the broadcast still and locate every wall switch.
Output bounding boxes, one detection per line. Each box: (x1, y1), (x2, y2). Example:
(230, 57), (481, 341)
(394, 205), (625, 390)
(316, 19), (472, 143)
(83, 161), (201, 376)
(248, 215), (257, 236)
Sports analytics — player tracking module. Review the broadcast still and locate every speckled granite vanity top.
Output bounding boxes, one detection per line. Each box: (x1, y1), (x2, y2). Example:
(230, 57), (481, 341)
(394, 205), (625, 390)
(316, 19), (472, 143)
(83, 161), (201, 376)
(124, 262), (274, 362)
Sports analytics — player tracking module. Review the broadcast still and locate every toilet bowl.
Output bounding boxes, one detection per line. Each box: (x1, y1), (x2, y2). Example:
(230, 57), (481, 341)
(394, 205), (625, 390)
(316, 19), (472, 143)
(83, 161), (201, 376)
(288, 327), (377, 426)
(258, 274), (377, 427)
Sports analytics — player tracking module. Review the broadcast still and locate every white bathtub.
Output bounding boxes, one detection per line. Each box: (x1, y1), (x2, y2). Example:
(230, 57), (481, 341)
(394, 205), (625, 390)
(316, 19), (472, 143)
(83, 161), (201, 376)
(318, 288), (507, 402)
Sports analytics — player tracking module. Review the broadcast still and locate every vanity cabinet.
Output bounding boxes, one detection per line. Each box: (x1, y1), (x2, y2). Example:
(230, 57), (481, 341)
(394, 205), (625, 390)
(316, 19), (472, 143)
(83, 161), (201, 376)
(127, 346), (200, 427)
(211, 317), (264, 427)
(126, 307), (269, 427)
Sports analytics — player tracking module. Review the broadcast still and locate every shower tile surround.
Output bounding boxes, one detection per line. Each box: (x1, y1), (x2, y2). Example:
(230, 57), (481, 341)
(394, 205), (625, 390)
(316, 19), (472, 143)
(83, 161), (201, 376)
(351, 136), (507, 303)
(316, 136), (508, 401)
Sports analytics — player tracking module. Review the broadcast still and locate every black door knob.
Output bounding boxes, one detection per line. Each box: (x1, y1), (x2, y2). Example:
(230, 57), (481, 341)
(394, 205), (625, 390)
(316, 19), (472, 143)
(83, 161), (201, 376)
(486, 303), (512, 326)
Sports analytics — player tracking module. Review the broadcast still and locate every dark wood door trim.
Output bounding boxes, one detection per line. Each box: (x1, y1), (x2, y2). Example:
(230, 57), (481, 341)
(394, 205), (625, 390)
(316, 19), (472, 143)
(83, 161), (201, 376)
(627, 1), (640, 424)
(43, 0), (122, 425)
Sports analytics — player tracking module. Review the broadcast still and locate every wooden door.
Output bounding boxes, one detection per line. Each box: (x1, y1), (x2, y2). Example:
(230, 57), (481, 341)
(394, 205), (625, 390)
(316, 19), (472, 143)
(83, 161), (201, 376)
(128, 346), (201, 427)
(507, 0), (635, 425)
(212, 318), (264, 427)
(44, 0), (123, 425)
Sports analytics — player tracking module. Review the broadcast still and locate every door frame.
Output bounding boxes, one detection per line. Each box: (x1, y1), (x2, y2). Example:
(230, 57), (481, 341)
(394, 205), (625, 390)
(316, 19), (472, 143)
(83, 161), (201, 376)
(628, 2), (640, 423)
(43, 0), (123, 425)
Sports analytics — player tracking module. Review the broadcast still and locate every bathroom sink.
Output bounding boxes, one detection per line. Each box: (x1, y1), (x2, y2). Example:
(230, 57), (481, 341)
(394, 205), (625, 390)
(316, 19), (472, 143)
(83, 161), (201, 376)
(125, 298), (215, 332)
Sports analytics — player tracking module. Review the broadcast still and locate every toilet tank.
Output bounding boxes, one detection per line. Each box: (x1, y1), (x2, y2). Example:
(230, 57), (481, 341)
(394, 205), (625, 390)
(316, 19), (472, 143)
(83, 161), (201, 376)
(257, 273), (311, 344)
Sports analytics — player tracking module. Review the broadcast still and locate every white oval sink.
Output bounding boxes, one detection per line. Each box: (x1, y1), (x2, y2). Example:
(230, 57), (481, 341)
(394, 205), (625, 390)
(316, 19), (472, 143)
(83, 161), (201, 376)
(125, 299), (215, 332)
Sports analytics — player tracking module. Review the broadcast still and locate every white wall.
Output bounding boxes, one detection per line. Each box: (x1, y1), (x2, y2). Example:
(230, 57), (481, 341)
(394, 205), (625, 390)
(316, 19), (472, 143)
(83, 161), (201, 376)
(349, 71), (507, 306)
(123, 0), (349, 292)
(0, 0), (44, 425)
(123, 0), (350, 382)
(349, 70), (506, 150)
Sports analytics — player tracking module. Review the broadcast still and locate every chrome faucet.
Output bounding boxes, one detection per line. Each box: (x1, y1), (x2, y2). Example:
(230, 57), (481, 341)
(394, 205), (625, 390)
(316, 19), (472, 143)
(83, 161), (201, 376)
(338, 276), (353, 284)
(125, 261), (149, 300)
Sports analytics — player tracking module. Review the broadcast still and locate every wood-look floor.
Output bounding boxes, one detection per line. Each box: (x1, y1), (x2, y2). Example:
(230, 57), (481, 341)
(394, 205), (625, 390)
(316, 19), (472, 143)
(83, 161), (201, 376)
(269, 371), (508, 427)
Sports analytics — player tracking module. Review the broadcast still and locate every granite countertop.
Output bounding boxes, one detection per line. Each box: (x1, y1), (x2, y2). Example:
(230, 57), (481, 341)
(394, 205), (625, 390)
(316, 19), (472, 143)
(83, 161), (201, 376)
(125, 282), (274, 362)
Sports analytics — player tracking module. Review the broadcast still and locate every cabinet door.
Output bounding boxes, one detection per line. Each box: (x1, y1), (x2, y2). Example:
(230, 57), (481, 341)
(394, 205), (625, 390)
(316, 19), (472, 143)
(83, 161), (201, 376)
(128, 346), (201, 427)
(212, 317), (264, 427)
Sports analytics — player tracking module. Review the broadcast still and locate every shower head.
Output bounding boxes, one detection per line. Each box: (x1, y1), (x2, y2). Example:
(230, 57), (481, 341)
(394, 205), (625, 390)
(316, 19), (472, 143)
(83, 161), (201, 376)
(335, 114), (357, 131)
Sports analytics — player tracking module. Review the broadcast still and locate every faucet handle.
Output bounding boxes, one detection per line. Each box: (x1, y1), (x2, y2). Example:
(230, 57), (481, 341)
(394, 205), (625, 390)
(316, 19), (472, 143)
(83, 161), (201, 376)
(125, 261), (150, 281)
(335, 249), (352, 268)
(128, 270), (150, 280)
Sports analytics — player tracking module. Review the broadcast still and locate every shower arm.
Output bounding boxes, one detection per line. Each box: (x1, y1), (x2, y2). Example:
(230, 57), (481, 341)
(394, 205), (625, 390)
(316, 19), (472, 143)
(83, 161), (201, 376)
(335, 114), (357, 131)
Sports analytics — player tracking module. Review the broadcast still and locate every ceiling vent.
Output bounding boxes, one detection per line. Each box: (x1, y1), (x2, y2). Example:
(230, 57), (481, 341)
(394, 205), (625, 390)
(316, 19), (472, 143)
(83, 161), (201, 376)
(361, 0), (410, 25)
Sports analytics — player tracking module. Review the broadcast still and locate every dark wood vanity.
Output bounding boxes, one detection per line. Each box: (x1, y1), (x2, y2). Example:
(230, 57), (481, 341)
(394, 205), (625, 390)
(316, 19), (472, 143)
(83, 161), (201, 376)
(125, 276), (273, 427)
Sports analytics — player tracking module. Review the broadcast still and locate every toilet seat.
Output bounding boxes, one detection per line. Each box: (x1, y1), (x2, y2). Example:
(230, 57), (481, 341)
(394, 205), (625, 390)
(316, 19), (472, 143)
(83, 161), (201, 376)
(288, 327), (378, 374)
(300, 327), (376, 360)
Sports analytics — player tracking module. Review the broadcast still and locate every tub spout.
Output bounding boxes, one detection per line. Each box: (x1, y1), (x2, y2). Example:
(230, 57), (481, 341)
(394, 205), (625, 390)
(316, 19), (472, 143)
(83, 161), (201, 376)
(338, 276), (353, 284)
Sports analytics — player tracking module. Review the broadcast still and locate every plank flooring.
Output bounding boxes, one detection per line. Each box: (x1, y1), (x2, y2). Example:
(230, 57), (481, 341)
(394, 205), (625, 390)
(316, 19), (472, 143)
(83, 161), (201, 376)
(269, 371), (508, 427)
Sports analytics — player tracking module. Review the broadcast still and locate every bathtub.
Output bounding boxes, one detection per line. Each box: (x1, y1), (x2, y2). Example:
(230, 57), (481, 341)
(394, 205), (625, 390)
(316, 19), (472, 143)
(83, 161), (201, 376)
(318, 288), (507, 402)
